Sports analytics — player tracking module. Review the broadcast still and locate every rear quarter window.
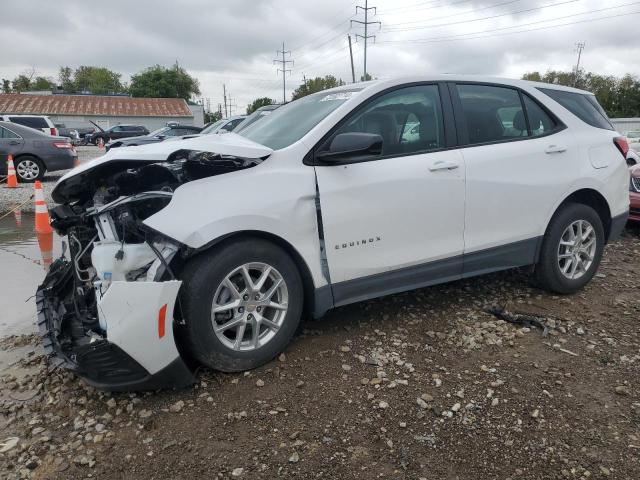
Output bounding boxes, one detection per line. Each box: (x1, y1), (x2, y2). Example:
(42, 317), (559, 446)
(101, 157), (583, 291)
(9, 116), (47, 129)
(538, 88), (613, 131)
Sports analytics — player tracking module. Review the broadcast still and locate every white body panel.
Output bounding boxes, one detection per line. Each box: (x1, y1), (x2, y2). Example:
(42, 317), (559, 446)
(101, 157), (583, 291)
(53, 75), (631, 381)
(97, 280), (182, 375)
(461, 129), (579, 252)
(316, 150), (465, 282)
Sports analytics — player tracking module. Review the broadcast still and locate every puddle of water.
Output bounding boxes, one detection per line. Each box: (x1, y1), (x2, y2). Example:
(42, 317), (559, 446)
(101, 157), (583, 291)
(0, 212), (62, 337)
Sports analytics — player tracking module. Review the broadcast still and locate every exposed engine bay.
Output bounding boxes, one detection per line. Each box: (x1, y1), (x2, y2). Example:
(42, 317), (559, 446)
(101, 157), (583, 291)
(37, 147), (267, 391)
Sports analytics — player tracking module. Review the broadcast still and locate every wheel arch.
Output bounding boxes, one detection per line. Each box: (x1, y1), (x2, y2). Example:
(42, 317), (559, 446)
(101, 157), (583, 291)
(549, 188), (613, 242)
(183, 230), (320, 319)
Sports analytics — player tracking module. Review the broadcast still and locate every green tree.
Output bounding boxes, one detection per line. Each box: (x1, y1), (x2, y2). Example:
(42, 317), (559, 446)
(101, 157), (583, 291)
(204, 110), (222, 124)
(129, 63), (200, 100)
(31, 76), (55, 90)
(360, 73), (374, 82)
(73, 66), (123, 94)
(58, 66), (74, 93)
(246, 97), (274, 114)
(291, 75), (345, 100)
(11, 74), (32, 92)
(1, 79), (11, 93)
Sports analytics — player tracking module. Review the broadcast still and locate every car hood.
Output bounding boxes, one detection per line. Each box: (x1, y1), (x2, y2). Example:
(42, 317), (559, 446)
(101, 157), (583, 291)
(110, 135), (157, 144)
(52, 133), (273, 203)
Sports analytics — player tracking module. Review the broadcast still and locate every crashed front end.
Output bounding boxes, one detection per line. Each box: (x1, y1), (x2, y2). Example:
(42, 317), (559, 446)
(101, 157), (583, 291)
(36, 137), (270, 391)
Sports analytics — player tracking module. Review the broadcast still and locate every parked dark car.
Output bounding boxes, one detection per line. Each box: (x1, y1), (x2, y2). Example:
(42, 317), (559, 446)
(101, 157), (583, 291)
(0, 121), (77, 182)
(55, 123), (80, 143)
(88, 124), (149, 145)
(106, 124), (202, 150)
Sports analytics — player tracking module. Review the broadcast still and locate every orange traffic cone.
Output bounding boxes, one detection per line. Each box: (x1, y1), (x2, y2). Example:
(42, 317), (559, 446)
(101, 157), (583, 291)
(5, 154), (18, 188)
(37, 231), (54, 270)
(98, 137), (105, 149)
(34, 181), (53, 234)
(13, 208), (22, 227)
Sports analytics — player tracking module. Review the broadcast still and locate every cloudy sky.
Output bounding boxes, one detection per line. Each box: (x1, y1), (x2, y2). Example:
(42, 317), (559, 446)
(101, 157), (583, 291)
(1, 0), (638, 114)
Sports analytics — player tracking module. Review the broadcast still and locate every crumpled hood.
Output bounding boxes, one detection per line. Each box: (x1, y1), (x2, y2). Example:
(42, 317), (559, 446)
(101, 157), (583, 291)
(52, 133), (273, 203)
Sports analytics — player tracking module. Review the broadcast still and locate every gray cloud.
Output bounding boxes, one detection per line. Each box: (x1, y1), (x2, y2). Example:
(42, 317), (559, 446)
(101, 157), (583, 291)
(1, 0), (638, 112)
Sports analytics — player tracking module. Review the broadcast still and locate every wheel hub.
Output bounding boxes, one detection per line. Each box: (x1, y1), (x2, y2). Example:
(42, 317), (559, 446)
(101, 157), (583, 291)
(557, 219), (597, 280)
(211, 262), (289, 352)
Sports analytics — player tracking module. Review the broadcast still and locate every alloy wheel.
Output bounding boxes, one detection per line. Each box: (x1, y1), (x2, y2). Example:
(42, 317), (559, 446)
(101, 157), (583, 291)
(557, 219), (597, 280)
(16, 159), (40, 181)
(211, 262), (289, 351)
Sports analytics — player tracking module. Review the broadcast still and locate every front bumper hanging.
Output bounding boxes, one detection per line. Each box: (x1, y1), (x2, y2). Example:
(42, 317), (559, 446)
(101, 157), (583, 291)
(36, 259), (195, 392)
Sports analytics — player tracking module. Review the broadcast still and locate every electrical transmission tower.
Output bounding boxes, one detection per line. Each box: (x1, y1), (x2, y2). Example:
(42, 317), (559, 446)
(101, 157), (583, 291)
(573, 42), (585, 87)
(351, 0), (380, 81)
(274, 42), (293, 103)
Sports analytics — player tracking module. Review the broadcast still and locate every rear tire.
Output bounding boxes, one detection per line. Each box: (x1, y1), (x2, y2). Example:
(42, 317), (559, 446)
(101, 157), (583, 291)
(534, 203), (604, 294)
(179, 238), (303, 372)
(14, 156), (44, 182)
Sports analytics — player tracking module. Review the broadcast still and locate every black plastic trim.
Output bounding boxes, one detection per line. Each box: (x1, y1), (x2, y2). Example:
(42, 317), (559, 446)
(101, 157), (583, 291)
(608, 211), (629, 242)
(317, 236), (542, 313)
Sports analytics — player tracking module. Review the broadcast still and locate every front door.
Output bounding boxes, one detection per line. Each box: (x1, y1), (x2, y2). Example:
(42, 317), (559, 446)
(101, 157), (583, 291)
(314, 84), (466, 305)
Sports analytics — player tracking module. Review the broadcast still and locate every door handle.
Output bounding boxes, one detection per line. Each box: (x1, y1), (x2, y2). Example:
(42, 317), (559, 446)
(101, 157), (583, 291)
(545, 145), (566, 154)
(429, 160), (459, 171)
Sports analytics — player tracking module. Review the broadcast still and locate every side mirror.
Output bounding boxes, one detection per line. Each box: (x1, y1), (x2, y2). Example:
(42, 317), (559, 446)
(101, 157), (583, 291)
(317, 132), (383, 163)
(157, 135), (166, 140)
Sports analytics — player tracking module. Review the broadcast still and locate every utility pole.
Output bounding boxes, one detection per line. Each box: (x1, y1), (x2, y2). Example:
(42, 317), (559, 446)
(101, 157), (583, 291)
(351, 0), (380, 81)
(223, 84), (228, 118)
(573, 42), (585, 87)
(348, 35), (356, 83)
(274, 42), (293, 103)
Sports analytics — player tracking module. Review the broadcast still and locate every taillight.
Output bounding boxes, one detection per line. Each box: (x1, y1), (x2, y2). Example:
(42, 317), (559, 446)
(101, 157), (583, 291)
(50, 127), (58, 136)
(614, 136), (629, 158)
(52, 141), (73, 149)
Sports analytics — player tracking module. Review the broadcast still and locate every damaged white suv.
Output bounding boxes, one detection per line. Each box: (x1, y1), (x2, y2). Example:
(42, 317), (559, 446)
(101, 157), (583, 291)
(37, 75), (630, 390)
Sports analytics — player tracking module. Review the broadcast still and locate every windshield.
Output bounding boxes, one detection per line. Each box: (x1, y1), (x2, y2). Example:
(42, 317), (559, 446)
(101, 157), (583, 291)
(201, 119), (227, 134)
(241, 88), (363, 150)
(149, 127), (170, 137)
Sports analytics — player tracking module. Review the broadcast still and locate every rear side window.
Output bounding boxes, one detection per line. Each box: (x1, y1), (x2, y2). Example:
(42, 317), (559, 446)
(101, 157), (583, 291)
(522, 95), (558, 137)
(538, 88), (613, 130)
(0, 126), (20, 139)
(8, 116), (47, 129)
(456, 84), (528, 144)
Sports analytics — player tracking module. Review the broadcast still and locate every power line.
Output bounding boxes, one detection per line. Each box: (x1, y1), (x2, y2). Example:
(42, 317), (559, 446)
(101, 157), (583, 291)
(351, 0), (380, 81)
(382, 0), (579, 32)
(377, 0), (472, 15)
(274, 42), (293, 103)
(380, 0), (522, 28)
(377, 8), (640, 44)
(290, 2), (357, 51)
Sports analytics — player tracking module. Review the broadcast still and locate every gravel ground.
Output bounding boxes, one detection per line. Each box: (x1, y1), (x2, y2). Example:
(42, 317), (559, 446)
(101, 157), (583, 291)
(1, 226), (639, 479)
(0, 147), (102, 215)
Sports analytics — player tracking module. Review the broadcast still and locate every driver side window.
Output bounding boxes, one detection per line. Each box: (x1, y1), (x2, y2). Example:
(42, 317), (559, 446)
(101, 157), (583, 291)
(323, 84), (445, 159)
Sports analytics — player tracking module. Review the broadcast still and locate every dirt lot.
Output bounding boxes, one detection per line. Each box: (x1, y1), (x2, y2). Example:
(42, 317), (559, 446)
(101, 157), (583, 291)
(1, 226), (639, 480)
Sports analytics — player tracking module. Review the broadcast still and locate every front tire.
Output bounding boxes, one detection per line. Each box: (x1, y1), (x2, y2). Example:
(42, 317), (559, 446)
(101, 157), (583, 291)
(534, 203), (604, 294)
(179, 238), (303, 372)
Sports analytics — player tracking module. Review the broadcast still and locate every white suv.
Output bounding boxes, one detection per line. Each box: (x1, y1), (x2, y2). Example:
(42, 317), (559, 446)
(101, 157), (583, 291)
(39, 75), (629, 391)
(0, 115), (58, 136)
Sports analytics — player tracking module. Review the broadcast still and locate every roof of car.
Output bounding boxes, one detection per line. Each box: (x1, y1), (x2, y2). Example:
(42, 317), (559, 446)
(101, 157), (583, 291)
(323, 75), (594, 96)
(0, 120), (49, 137)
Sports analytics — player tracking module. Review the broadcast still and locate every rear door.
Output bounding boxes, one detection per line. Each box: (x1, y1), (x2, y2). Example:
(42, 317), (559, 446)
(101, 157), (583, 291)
(314, 83), (466, 304)
(449, 82), (579, 274)
(0, 125), (25, 173)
